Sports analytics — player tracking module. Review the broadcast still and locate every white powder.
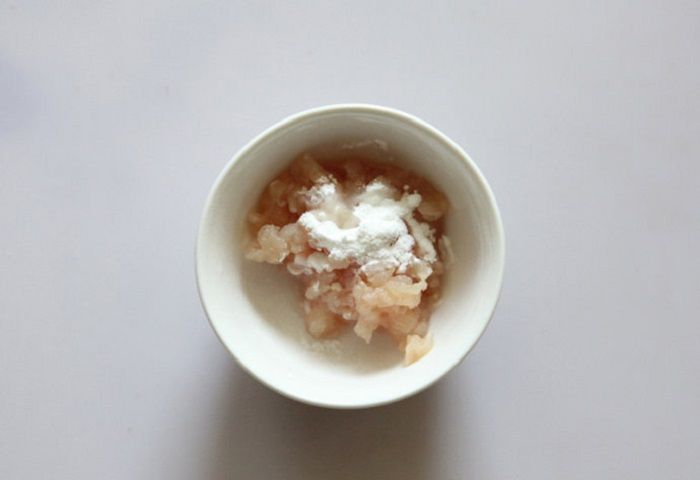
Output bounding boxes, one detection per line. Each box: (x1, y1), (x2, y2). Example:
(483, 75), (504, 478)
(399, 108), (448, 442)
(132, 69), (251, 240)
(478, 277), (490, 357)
(298, 179), (434, 271)
(305, 182), (336, 208)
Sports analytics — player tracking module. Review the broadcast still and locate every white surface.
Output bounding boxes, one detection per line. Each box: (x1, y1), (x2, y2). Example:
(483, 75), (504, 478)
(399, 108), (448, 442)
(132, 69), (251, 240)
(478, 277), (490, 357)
(1, 1), (698, 478)
(196, 105), (504, 408)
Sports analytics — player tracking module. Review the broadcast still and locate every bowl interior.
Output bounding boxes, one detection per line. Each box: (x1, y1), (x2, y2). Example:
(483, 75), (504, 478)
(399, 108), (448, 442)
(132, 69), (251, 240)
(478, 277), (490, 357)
(197, 106), (504, 408)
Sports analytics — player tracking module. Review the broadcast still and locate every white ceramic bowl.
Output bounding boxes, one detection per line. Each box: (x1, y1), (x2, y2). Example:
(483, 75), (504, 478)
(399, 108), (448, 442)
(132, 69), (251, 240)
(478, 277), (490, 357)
(196, 104), (504, 408)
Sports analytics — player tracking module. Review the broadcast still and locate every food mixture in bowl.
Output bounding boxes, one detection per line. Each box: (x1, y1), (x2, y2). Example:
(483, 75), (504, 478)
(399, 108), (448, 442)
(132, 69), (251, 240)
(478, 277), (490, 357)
(245, 153), (452, 365)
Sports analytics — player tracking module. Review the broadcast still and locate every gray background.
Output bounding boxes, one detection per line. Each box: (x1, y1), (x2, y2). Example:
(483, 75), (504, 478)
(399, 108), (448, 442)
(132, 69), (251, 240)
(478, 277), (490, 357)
(1, 1), (698, 478)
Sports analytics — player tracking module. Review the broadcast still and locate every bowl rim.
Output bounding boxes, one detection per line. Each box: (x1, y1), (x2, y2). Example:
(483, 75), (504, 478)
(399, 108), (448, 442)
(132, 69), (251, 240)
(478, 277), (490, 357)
(195, 103), (505, 409)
